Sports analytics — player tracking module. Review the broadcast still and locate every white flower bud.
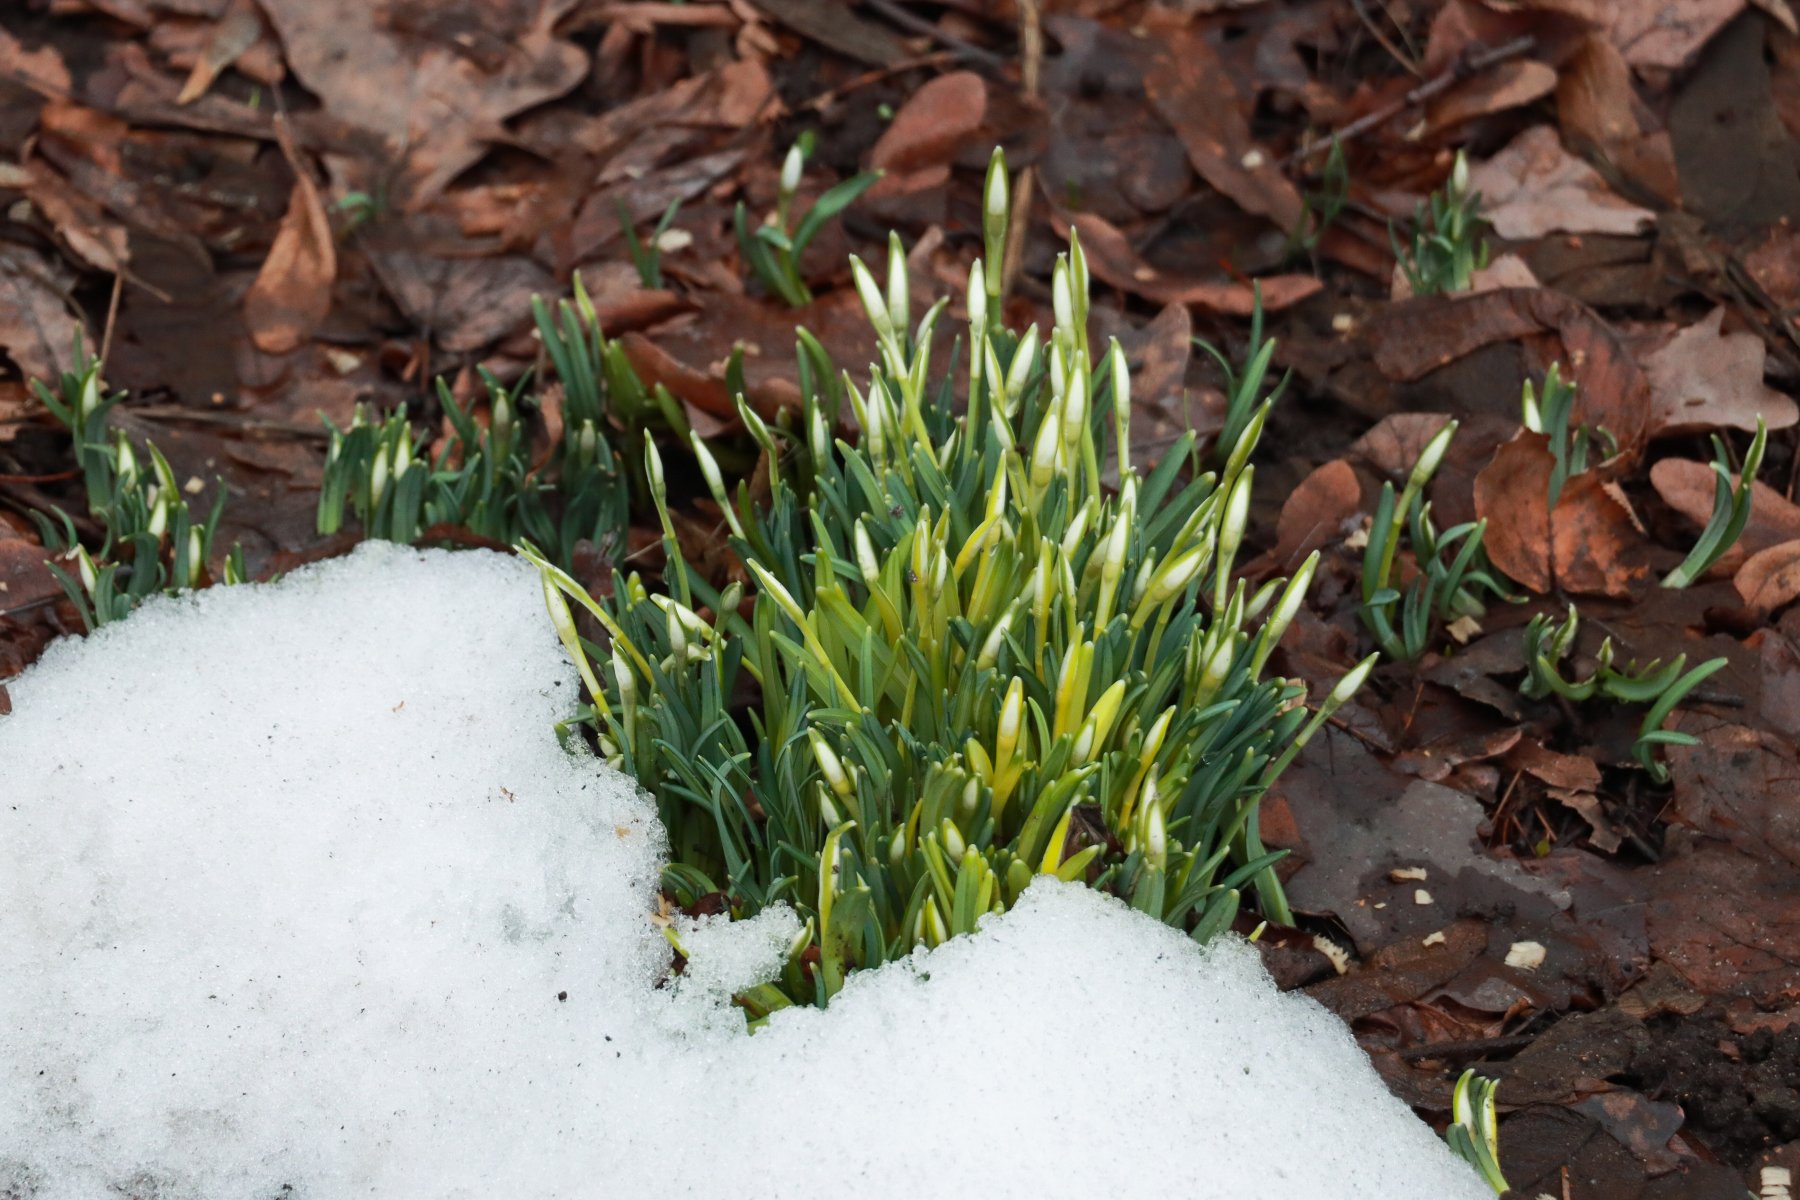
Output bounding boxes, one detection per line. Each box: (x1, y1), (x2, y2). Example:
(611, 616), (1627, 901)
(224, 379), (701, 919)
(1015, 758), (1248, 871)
(1329, 653), (1379, 706)
(941, 818), (966, 860)
(1110, 339), (1130, 421)
(1005, 326), (1040, 411)
(779, 143), (804, 200)
(854, 520), (881, 588)
(985, 148), (1009, 220)
(1052, 258), (1074, 340)
(1409, 421), (1457, 491)
(1061, 368), (1087, 452)
(966, 260), (987, 340)
(977, 609), (1013, 670)
(811, 730), (853, 798)
(850, 256), (895, 347)
(1051, 259), (1065, 341)
(885, 231), (909, 340)
(1030, 411), (1062, 489)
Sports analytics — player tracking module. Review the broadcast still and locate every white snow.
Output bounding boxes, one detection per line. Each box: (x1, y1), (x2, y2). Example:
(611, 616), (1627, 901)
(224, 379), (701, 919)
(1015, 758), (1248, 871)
(0, 543), (1491, 1200)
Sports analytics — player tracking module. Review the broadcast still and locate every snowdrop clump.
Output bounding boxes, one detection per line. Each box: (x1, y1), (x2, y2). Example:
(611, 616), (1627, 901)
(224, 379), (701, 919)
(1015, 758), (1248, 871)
(0, 544), (1489, 1199)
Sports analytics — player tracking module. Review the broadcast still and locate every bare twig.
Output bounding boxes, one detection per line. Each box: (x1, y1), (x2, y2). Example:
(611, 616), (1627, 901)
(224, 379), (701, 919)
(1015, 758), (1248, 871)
(795, 51), (956, 114)
(1349, 0), (1422, 78)
(96, 271), (124, 380)
(861, 0), (1006, 69)
(1285, 35), (1536, 167)
(1018, 0), (1042, 99)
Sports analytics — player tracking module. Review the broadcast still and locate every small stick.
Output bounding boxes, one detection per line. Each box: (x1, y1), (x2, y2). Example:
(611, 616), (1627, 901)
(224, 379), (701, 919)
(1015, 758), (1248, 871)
(1285, 35), (1537, 167)
(97, 270), (124, 379)
(861, 0), (1005, 69)
(1398, 1034), (1536, 1062)
(1018, 0), (1042, 99)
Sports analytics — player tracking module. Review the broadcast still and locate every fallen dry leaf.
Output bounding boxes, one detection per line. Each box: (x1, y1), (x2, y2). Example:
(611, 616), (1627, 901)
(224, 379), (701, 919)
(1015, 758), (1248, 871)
(1557, 34), (1682, 205)
(1474, 430), (1651, 596)
(176, 3), (267, 105)
(0, 245), (89, 382)
(1270, 459), (1363, 572)
(1649, 842), (1800, 1003)
(1667, 714), (1800, 866)
(244, 123), (336, 355)
(868, 71), (986, 174)
(0, 26), (73, 98)
(1735, 539), (1800, 613)
(0, 526), (61, 612)
(1351, 413), (1455, 478)
(1642, 306), (1799, 436)
(1144, 25), (1303, 233)
(369, 251), (552, 355)
(1059, 210), (1320, 316)
(257, 0), (587, 203)
(1610, 0), (1755, 69)
(1424, 60), (1559, 136)
(1650, 458), (1800, 562)
(1467, 126), (1656, 240)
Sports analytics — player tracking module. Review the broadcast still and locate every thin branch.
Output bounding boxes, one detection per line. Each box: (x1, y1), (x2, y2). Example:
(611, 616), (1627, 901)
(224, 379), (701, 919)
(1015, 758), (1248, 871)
(1285, 35), (1536, 167)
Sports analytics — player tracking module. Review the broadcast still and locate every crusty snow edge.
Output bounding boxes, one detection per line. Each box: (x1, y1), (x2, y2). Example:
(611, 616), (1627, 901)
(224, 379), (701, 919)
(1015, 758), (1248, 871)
(0, 543), (1489, 1199)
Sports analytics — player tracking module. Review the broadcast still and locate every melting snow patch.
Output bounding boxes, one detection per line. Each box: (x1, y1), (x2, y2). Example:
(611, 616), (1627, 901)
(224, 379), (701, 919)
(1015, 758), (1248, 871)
(1, 543), (1490, 1199)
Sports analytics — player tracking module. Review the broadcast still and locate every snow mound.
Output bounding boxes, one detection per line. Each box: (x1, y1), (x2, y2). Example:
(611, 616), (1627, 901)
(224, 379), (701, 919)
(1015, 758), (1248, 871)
(0, 543), (1490, 1199)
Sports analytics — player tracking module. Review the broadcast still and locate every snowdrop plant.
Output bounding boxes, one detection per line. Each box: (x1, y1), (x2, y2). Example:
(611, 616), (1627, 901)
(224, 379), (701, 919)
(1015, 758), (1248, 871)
(319, 284), (634, 567)
(734, 138), (883, 307)
(1519, 604), (1726, 783)
(31, 344), (241, 630)
(1392, 151), (1489, 296)
(530, 150), (1371, 1010)
(1359, 422), (1511, 660)
(1522, 363), (1615, 509)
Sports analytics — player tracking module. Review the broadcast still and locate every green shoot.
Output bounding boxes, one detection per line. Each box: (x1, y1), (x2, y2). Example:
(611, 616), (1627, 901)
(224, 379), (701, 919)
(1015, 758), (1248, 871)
(619, 198), (683, 291)
(1635, 656), (1728, 783)
(1194, 283), (1290, 471)
(1445, 1069), (1508, 1194)
(1288, 136), (1348, 257)
(734, 139), (882, 307)
(1661, 417), (1767, 588)
(1391, 151), (1489, 296)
